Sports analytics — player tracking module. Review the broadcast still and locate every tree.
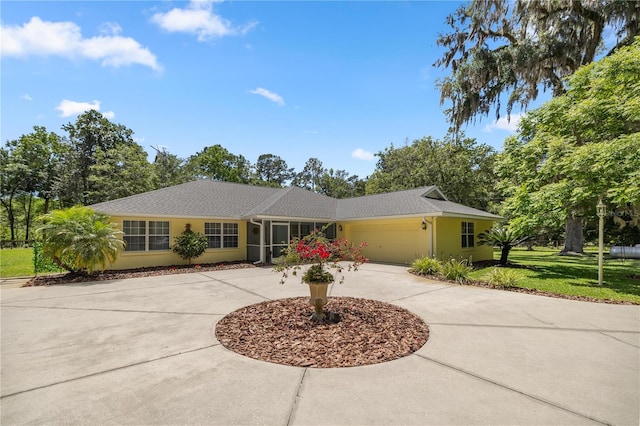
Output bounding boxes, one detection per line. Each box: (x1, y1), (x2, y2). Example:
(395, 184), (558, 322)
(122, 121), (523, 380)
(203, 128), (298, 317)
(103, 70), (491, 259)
(88, 144), (154, 202)
(171, 224), (208, 264)
(57, 110), (146, 206)
(496, 38), (640, 253)
(37, 206), (124, 274)
(1, 126), (63, 245)
(0, 148), (24, 245)
(478, 225), (529, 265)
(317, 169), (365, 199)
(253, 154), (295, 187)
(292, 157), (325, 191)
(435, 0), (639, 132)
(366, 135), (497, 210)
(150, 146), (190, 189)
(186, 145), (251, 183)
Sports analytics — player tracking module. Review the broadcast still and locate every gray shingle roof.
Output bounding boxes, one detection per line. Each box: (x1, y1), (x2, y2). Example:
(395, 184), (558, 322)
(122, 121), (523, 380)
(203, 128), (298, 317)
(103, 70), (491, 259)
(91, 180), (501, 220)
(336, 186), (500, 220)
(243, 186), (337, 220)
(90, 180), (280, 218)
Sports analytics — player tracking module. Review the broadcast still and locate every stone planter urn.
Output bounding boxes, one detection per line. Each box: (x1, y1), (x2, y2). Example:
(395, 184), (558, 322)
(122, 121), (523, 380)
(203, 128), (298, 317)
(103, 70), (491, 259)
(306, 281), (331, 321)
(307, 281), (330, 306)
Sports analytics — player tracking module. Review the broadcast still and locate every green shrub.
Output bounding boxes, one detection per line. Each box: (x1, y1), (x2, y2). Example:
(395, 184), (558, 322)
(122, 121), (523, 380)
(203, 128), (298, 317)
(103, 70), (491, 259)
(172, 225), (208, 264)
(487, 267), (519, 287)
(33, 241), (65, 274)
(411, 256), (442, 276)
(37, 206), (124, 274)
(441, 258), (472, 284)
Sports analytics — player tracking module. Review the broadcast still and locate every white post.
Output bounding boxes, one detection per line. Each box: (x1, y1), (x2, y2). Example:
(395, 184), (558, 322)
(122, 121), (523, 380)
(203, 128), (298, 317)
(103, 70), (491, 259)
(597, 197), (605, 286)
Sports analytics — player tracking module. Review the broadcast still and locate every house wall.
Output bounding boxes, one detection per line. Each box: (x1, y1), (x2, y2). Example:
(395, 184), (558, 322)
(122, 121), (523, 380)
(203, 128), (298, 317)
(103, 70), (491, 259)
(433, 217), (494, 262)
(107, 216), (247, 270)
(339, 217), (431, 265)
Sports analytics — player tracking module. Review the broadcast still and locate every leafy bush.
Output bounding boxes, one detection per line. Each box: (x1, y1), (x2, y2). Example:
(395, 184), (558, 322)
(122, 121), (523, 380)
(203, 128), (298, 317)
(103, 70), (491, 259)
(37, 206), (125, 274)
(33, 241), (64, 274)
(487, 267), (519, 287)
(411, 256), (442, 276)
(441, 258), (472, 284)
(172, 225), (208, 264)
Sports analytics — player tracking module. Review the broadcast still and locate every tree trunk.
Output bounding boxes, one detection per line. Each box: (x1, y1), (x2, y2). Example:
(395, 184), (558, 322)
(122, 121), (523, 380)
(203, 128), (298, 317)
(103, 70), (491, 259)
(561, 215), (584, 254)
(1, 195), (17, 247)
(499, 247), (510, 265)
(25, 193), (33, 242)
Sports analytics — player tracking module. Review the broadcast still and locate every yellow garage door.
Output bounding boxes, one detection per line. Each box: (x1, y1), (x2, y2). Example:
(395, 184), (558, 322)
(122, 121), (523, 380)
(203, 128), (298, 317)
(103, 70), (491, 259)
(348, 222), (423, 264)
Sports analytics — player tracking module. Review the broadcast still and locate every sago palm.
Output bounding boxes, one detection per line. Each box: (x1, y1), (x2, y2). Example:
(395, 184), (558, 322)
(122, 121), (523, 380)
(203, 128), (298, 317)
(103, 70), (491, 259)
(37, 206), (124, 274)
(478, 226), (529, 266)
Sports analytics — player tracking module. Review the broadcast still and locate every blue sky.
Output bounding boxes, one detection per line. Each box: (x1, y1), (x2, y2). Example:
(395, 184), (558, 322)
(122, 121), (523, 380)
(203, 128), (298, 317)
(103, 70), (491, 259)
(1, 0), (535, 179)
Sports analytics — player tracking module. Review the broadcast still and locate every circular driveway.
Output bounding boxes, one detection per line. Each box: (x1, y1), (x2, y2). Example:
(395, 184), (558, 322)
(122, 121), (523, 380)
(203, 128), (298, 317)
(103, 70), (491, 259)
(1, 263), (638, 425)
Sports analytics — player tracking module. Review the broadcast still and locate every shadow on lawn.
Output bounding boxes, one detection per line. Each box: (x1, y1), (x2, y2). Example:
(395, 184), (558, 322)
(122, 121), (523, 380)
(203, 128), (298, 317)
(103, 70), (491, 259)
(507, 252), (640, 298)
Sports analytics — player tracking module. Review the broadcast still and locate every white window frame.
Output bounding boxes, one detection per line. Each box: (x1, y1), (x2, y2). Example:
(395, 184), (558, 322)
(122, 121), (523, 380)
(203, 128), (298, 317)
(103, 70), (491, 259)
(205, 222), (239, 249)
(123, 220), (170, 252)
(461, 221), (475, 248)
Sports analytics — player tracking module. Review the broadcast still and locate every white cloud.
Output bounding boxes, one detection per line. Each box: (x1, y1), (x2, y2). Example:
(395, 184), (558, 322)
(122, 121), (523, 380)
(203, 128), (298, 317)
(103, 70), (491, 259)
(20, 94), (32, 101)
(483, 113), (523, 133)
(249, 88), (285, 106)
(98, 22), (122, 36)
(151, 0), (257, 42)
(352, 148), (375, 161)
(1, 17), (161, 71)
(55, 99), (114, 119)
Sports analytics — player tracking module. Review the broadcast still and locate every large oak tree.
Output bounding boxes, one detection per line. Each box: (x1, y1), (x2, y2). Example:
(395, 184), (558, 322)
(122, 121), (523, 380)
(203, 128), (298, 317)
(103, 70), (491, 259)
(496, 38), (640, 253)
(435, 0), (639, 131)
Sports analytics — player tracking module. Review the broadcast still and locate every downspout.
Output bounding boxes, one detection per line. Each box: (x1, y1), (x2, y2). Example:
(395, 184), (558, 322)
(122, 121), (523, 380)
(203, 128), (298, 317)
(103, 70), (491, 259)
(423, 217), (434, 258)
(250, 218), (264, 264)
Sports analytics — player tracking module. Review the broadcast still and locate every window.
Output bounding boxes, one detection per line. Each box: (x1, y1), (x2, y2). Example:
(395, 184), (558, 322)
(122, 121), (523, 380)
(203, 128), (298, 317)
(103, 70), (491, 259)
(123, 220), (146, 252)
(223, 223), (238, 248)
(461, 222), (475, 248)
(205, 222), (239, 249)
(205, 223), (221, 248)
(123, 220), (170, 252)
(149, 221), (170, 250)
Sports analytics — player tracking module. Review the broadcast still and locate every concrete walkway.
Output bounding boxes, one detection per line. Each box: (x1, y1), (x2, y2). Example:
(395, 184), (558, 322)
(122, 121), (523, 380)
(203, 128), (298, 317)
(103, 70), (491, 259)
(1, 263), (638, 425)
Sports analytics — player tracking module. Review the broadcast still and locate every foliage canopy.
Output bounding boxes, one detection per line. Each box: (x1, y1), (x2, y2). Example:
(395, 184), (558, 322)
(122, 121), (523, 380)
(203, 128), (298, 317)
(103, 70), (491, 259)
(435, 0), (639, 131)
(496, 37), (640, 251)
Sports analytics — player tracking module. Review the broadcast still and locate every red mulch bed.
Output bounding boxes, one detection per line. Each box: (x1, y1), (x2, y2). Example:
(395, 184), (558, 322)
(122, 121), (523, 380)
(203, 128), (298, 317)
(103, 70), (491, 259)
(24, 261), (256, 286)
(215, 297), (429, 368)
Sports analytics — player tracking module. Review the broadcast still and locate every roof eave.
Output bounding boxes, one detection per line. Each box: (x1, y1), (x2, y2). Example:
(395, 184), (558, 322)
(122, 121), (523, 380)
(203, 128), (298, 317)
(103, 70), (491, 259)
(95, 211), (244, 220)
(245, 215), (336, 222)
(439, 211), (503, 220)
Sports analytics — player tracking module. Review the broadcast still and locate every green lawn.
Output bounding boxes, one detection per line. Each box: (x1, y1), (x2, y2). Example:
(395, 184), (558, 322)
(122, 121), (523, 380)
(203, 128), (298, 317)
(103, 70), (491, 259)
(469, 247), (640, 304)
(0, 248), (34, 278)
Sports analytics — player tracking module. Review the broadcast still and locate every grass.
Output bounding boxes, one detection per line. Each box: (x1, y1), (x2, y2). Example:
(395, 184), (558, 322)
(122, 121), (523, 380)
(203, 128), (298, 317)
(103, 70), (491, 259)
(468, 247), (640, 304)
(1, 248), (34, 278)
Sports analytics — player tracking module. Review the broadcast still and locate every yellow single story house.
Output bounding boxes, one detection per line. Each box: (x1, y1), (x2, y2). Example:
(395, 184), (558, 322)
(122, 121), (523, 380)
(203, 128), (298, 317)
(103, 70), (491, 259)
(91, 180), (501, 270)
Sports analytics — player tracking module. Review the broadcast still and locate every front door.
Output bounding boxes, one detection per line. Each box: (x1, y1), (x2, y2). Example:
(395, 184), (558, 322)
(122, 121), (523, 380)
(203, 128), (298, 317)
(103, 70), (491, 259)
(271, 222), (290, 259)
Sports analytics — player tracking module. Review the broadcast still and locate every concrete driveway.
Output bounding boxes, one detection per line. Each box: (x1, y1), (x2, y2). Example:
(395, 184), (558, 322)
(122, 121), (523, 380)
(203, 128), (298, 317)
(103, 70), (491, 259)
(1, 263), (638, 425)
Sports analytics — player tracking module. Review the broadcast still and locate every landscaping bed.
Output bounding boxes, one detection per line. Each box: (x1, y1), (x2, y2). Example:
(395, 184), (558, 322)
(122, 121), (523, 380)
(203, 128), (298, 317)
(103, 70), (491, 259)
(25, 261), (256, 286)
(216, 296), (429, 368)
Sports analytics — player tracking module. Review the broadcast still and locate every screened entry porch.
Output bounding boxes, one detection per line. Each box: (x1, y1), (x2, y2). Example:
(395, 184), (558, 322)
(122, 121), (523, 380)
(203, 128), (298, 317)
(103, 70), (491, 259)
(246, 220), (337, 264)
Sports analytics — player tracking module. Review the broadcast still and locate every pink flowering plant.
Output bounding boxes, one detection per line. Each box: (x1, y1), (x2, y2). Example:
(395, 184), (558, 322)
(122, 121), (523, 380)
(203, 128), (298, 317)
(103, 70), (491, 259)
(274, 227), (368, 285)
